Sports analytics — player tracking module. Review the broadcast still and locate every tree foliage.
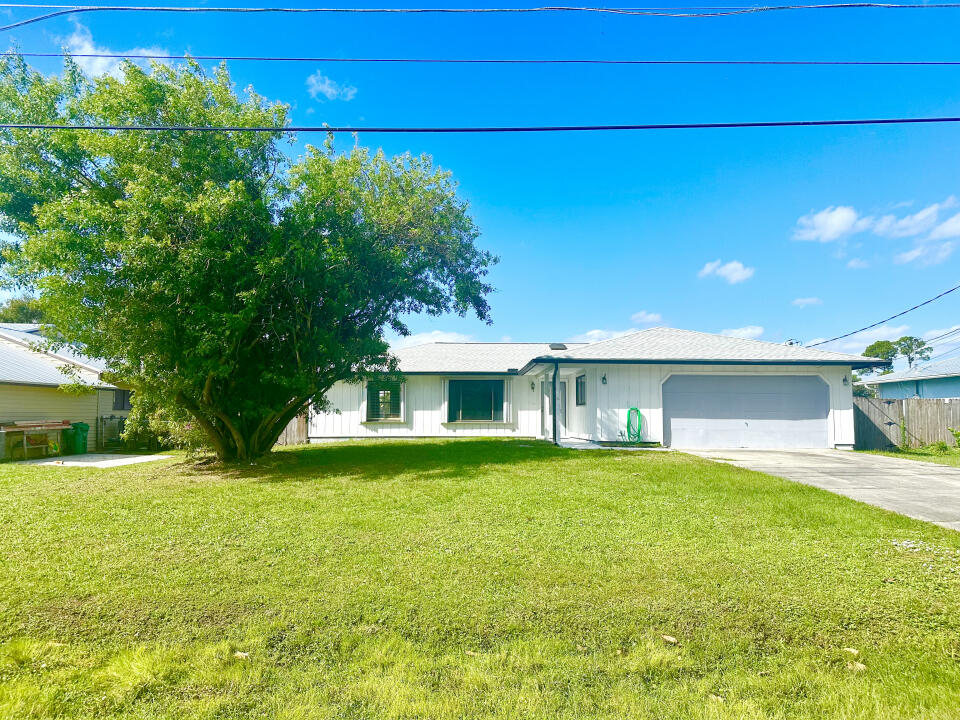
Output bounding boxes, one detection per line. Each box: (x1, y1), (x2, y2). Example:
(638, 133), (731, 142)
(894, 336), (931, 368)
(0, 55), (495, 460)
(862, 336), (932, 373)
(0, 293), (43, 322)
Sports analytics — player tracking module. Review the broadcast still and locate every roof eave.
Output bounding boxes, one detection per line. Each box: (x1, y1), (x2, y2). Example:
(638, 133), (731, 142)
(519, 356), (890, 373)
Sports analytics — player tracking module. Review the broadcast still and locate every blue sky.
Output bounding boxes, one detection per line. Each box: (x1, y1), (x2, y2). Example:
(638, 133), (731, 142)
(5, 1), (960, 365)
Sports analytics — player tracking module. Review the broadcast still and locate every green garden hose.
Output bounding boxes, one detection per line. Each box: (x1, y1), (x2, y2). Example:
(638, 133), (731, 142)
(626, 407), (642, 443)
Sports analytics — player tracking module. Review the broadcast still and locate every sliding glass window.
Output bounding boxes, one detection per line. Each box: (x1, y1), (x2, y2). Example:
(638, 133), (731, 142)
(448, 379), (504, 422)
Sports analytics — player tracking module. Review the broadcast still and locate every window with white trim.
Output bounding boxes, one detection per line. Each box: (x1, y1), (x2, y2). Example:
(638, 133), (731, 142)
(447, 379), (505, 422)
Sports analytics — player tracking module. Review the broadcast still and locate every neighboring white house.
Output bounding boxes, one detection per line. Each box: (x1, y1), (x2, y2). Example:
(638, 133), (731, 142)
(309, 327), (887, 449)
(0, 323), (130, 453)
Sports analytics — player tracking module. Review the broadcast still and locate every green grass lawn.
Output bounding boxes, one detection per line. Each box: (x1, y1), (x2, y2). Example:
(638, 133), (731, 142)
(861, 446), (960, 468)
(2, 439), (960, 719)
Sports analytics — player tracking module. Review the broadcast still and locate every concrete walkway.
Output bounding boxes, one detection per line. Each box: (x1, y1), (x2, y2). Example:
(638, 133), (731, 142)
(691, 449), (960, 531)
(21, 453), (172, 468)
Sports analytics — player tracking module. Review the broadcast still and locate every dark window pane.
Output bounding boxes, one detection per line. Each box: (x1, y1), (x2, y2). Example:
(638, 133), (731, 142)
(576, 375), (586, 406)
(366, 381), (402, 420)
(448, 380), (504, 422)
(113, 389), (132, 411)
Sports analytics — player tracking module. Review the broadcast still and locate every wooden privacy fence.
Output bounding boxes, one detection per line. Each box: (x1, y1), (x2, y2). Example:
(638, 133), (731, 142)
(854, 396), (960, 450)
(274, 412), (309, 446)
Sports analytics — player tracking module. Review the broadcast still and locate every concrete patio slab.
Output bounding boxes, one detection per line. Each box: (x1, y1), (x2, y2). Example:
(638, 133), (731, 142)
(22, 453), (172, 468)
(691, 449), (960, 531)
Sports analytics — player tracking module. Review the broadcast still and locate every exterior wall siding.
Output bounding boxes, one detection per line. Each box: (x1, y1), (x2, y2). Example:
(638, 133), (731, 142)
(591, 363), (854, 447)
(310, 375), (543, 438)
(0, 384), (109, 452)
(877, 376), (960, 400)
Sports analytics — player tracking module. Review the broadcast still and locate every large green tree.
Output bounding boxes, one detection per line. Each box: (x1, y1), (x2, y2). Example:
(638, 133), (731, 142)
(894, 336), (931, 368)
(0, 293), (43, 322)
(0, 55), (494, 461)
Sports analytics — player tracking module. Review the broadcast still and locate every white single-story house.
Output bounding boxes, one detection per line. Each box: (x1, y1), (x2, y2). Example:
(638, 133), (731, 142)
(310, 327), (887, 449)
(0, 323), (131, 454)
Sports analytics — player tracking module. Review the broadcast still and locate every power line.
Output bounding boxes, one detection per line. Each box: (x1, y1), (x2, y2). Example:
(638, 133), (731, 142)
(3, 116), (960, 134)
(12, 51), (960, 66)
(2, 2), (960, 31)
(922, 326), (960, 344)
(808, 281), (960, 348)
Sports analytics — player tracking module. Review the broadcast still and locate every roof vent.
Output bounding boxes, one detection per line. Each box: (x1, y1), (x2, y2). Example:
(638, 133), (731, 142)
(549, 343), (567, 351)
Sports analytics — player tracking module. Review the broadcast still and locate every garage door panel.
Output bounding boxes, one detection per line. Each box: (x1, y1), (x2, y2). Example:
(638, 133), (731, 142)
(663, 375), (829, 449)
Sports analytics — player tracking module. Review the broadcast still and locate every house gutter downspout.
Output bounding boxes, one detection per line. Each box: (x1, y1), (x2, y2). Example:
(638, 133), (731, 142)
(552, 361), (559, 445)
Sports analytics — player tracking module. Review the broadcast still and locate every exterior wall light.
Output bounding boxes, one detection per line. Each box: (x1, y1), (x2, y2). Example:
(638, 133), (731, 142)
(842, 375), (850, 386)
(601, 374), (607, 385)
(530, 381), (536, 391)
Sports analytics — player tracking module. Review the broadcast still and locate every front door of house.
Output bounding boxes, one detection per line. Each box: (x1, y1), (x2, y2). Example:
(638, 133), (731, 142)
(540, 379), (568, 439)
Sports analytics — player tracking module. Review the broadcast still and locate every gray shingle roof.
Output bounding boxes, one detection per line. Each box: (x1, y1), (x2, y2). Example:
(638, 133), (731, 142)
(541, 328), (884, 366)
(392, 328), (886, 373)
(393, 342), (585, 373)
(865, 356), (960, 385)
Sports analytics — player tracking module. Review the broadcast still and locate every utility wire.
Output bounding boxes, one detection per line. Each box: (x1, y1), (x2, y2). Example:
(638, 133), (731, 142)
(808, 281), (960, 348)
(3, 116), (960, 133)
(922, 326), (960, 344)
(2, 2), (960, 31)
(11, 51), (960, 66)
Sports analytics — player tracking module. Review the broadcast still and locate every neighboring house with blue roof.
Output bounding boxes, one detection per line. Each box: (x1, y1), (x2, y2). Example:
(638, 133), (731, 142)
(0, 323), (130, 454)
(864, 357), (960, 399)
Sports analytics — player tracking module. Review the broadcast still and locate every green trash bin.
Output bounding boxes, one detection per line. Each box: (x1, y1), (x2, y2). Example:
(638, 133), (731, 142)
(70, 422), (89, 455)
(61, 427), (75, 455)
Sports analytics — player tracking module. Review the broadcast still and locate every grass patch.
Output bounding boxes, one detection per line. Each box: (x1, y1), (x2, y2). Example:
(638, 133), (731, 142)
(2, 438), (959, 719)
(860, 446), (960, 468)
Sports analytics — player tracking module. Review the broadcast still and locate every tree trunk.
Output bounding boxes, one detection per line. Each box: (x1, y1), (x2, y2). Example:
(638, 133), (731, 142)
(181, 392), (312, 463)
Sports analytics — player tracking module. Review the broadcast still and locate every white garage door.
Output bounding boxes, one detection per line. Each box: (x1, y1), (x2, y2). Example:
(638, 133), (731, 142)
(662, 374), (830, 449)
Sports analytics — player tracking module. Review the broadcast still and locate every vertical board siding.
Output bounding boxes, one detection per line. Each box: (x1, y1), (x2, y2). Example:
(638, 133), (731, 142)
(593, 363), (852, 447)
(310, 375), (542, 438)
(310, 364), (856, 448)
(854, 396), (960, 449)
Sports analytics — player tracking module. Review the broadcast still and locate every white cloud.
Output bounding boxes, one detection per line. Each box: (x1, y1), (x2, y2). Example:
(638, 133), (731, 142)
(793, 206), (871, 243)
(721, 325), (764, 340)
(930, 212), (960, 240)
(792, 297), (822, 308)
(390, 331), (473, 349)
(306, 70), (357, 101)
(873, 197), (956, 238)
(846, 258), (869, 269)
(923, 324), (960, 340)
(894, 241), (954, 266)
(630, 310), (662, 324)
(64, 22), (168, 78)
(568, 328), (636, 343)
(698, 259), (755, 284)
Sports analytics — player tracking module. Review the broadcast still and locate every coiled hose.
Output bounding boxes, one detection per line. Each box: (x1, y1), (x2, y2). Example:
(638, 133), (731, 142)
(626, 407), (642, 443)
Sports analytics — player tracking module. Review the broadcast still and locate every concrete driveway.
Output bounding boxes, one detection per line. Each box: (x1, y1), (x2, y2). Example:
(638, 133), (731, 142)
(691, 449), (960, 531)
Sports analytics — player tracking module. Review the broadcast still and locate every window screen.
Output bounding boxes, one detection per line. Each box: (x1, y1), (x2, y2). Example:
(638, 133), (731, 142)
(575, 375), (586, 406)
(366, 381), (402, 421)
(113, 389), (133, 411)
(447, 379), (504, 422)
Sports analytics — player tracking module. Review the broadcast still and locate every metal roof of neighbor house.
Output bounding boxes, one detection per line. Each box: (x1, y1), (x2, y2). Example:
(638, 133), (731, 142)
(393, 342), (587, 373)
(0, 336), (111, 388)
(864, 356), (960, 385)
(0, 324), (110, 373)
